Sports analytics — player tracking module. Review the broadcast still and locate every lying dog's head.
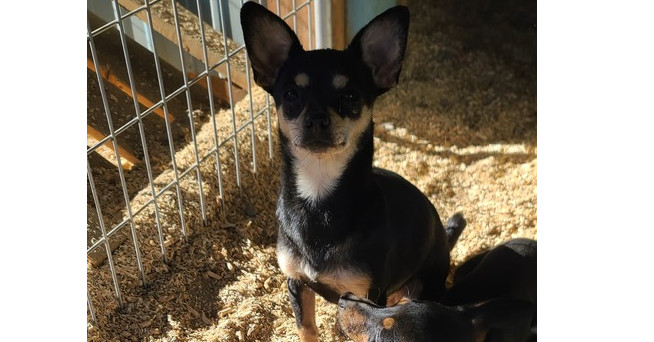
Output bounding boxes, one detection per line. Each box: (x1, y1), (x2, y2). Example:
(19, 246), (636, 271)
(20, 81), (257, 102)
(338, 293), (534, 342)
(240, 2), (409, 156)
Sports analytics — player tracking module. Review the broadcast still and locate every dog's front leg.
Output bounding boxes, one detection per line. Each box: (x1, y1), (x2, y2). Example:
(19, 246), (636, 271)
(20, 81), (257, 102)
(287, 278), (318, 342)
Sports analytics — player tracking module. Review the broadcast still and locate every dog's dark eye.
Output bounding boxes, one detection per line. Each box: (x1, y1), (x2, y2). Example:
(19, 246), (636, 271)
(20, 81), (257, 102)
(284, 89), (299, 102)
(341, 89), (360, 103)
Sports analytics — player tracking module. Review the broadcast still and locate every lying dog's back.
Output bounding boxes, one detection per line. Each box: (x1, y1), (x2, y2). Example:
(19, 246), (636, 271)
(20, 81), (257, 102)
(442, 238), (537, 341)
(338, 238), (537, 342)
(444, 238), (537, 308)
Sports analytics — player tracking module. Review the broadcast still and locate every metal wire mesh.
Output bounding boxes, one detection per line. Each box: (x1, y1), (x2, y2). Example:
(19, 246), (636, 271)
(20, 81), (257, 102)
(87, 0), (316, 322)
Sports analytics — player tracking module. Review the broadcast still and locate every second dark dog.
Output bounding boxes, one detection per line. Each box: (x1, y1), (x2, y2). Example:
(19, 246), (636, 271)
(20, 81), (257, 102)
(338, 238), (537, 342)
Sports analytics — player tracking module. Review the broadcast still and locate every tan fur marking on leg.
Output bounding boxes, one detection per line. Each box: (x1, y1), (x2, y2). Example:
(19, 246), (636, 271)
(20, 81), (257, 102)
(318, 267), (371, 298)
(298, 327), (319, 342)
(382, 317), (396, 330)
(297, 285), (318, 342)
(387, 278), (423, 306)
(277, 248), (301, 278)
(474, 330), (488, 342)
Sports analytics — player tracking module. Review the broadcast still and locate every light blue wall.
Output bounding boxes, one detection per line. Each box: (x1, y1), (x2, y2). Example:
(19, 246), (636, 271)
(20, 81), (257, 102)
(345, 0), (399, 43)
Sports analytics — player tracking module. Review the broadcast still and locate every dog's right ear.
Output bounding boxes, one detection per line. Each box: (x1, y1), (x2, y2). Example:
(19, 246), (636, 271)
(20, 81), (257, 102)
(240, 1), (303, 93)
(346, 6), (410, 95)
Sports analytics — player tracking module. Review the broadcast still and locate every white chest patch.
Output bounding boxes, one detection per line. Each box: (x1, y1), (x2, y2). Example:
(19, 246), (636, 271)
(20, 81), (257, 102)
(293, 150), (351, 204)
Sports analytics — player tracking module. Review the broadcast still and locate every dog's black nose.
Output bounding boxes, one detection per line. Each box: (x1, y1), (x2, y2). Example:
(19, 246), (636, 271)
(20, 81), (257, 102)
(339, 292), (355, 309)
(338, 292), (358, 309)
(304, 115), (330, 129)
(338, 299), (346, 309)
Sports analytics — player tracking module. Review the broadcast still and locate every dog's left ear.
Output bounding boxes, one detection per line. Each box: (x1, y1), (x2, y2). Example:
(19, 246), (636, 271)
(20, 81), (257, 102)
(240, 1), (303, 93)
(347, 6), (410, 94)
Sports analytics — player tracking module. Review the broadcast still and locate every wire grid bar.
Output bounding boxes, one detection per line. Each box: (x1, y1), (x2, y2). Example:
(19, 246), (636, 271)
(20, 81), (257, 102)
(307, 2), (313, 50)
(112, 0), (169, 264)
(270, 1), (282, 159)
(87, 18), (147, 287)
(86, 0), (311, 155)
(217, 0), (242, 188)
(142, 0), (190, 241)
(87, 288), (98, 324)
(170, 0), (209, 224)
(241, 0), (258, 175)
(87, 106), (269, 255)
(281, 1), (311, 21)
(196, 0), (226, 203)
(88, 0), (315, 316)
(90, 0), (164, 38)
(292, 0), (298, 30)
(86, 45), (246, 155)
(87, 159), (124, 308)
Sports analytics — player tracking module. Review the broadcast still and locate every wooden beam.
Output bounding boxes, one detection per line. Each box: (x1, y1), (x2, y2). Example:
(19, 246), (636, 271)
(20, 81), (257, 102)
(87, 58), (175, 122)
(87, 125), (140, 170)
(87, 234), (129, 268)
(187, 72), (248, 105)
(267, 0), (316, 50)
(117, 0), (249, 99)
(331, 0), (346, 50)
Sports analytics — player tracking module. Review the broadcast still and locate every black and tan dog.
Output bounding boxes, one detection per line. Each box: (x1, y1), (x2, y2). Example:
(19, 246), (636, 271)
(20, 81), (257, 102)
(240, 2), (465, 341)
(338, 238), (537, 342)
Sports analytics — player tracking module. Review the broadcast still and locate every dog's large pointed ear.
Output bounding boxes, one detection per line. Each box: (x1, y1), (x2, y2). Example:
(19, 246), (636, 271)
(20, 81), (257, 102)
(462, 298), (535, 332)
(240, 1), (302, 93)
(347, 6), (410, 94)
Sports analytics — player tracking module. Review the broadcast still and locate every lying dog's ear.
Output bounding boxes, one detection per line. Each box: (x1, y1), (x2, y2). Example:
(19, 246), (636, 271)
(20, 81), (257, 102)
(347, 6), (410, 94)
(240, 1), (302, 93)
(463, 298), (535, 332)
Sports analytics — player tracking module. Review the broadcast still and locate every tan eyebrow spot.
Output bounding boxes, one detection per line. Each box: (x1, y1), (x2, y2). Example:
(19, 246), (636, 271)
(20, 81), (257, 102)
(295, 73), (309, 87)
(382, 317), (396, 330)
(332, 74), (349, 89)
